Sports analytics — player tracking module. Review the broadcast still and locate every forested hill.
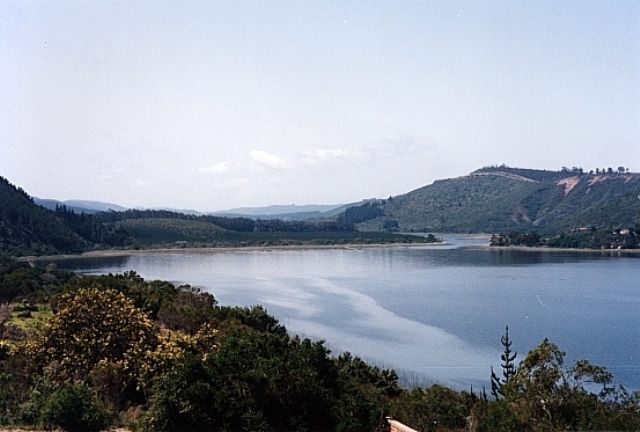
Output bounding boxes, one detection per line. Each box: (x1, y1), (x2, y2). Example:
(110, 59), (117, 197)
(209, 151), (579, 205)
(354, 166), (640, 233)
(0, 176), (135, 256)
(0, 176), (89, 255)
(0, 177), (351, 256)
(1, 176), (425, 256)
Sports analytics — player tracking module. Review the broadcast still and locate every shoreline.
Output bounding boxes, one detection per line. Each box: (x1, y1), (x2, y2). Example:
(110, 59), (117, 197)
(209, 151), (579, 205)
(23, 241), (447, 262)
(20, 242), (640, 264)
(475, 245), (640, 255)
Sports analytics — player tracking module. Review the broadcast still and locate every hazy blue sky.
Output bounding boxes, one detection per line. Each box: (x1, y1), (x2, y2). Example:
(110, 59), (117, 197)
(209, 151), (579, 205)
(1, 0), (639, 210)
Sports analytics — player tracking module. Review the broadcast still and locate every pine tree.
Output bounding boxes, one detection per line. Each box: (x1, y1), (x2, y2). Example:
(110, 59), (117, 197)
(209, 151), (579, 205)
(500, 326), (517, 381)
(490, 326), (517, 398)
(490, 366), (501, 398)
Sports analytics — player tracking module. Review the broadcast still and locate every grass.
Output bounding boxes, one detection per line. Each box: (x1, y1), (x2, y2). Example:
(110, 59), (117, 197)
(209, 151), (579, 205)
(7, 303), (52, 336)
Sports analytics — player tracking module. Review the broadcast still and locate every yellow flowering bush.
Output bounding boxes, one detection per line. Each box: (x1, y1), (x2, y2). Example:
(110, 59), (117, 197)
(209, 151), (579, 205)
(41, 288), (156, 384)
(140, 323), (218, 383)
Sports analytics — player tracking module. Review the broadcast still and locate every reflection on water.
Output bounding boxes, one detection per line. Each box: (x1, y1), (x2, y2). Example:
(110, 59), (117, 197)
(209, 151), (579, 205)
(46, 235), (640, 389)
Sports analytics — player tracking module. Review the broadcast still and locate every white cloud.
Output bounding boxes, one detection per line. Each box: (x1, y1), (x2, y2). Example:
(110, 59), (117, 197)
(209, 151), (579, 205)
(302, 147), (352, 165)
(199, 161), (230, 174)
(249, 150), (287, 168)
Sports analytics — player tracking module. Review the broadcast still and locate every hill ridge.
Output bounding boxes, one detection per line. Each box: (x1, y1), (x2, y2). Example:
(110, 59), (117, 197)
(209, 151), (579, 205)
(353, 166), (640, 234)
(469, 171), (539, 183)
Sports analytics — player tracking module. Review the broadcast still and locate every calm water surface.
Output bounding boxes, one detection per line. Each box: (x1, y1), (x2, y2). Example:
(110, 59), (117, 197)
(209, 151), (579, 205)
(51, 235), (640, 389)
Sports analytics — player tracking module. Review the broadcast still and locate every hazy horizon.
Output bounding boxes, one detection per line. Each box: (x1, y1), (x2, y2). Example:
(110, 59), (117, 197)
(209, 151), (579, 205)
(22, 163), (640, 214)
(2, 1), (639, 211)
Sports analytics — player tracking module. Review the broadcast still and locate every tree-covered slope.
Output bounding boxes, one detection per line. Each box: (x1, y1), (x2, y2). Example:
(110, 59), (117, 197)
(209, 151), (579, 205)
(0, 177), (89, 256)
(0, 177), (427, 255)
(355, 166), (640, 233)
(536, 174), (640, 232)
(115, 218), (229, 244)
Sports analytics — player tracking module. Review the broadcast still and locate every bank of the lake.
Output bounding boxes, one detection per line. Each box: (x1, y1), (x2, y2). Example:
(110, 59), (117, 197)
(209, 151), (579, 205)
(482, 245), (640, 254)
(23, 240), (446, 264)
(46, 234), (640, 390)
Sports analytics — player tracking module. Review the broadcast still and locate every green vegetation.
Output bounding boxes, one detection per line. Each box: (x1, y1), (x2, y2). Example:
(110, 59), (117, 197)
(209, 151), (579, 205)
(337, 201), (384, 225)
(490, 326), (517, 399)
(7, 303), (51, 335)
(490, 226), (639, 250)
(0, 259), (74, 302)
(0, 177), (88, 256)
(0, 259), (639, 431)
(350, 165), (640, 234)
(490, 232), (543, 247)
(116, 218), (228, 244)
(38, 382), (111, 432)
(0, 176), (432, 257)
(115, 218), (433, 248)
(42, 288), (157, 384)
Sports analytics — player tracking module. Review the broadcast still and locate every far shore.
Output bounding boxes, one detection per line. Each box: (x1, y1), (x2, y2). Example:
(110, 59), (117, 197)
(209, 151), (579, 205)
(475, 245), (640, 255)
(20, 241), (640, 264)
(22, 241), (447, 263)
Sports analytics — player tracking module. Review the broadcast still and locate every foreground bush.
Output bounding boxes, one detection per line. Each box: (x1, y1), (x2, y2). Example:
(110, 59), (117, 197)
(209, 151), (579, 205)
(40, 288), (156, 384)
(140, 333), (340, 432)
(39, 382), (110, 432)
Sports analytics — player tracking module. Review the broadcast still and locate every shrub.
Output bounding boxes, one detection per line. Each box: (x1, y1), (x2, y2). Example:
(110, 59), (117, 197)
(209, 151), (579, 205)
(39, 382), (110, 432)
(157, 286), (217, 333)
(41, 288), (156, 384)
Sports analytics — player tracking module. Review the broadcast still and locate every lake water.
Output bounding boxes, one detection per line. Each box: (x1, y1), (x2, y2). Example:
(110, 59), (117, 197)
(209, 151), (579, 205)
(49, 235), (640, 390)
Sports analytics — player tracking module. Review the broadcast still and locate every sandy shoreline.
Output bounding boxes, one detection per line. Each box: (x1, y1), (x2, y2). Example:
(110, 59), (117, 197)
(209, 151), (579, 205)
(23, 241), (446, 262)
(20, 242), (640, 263)
(474, 245), (640, 255)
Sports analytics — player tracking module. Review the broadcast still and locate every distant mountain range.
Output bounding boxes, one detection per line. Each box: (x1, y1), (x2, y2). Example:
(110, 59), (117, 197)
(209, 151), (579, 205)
(355, 166), (640, 233)
(210, 202), (371, 221)
(33, 198), (360, 222)
(33, 198), (128, 214)
(216, 204), (343, 216)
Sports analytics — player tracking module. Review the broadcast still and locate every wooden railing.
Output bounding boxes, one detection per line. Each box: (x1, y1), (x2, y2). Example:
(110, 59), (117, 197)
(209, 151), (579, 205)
(386, 418), (420, 432)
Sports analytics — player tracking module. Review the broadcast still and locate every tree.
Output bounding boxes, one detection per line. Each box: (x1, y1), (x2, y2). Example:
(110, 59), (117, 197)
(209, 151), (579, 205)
(501, 338), (616, 431)
(157, 286), (217, 333)
(491, 326), (517, 398)
(490, 234), (505, 246)
(383, 220), (399, 232)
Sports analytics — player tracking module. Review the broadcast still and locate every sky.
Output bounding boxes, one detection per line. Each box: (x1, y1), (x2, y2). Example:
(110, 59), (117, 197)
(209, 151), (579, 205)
(1, 0), (639, 211)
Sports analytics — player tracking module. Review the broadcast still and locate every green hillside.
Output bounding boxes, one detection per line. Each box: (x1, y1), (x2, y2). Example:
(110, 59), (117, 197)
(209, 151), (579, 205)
(1, 177), (430, 255)
(355, 166), (640, 233)
(117, 217), (425, 247)
(0, 177), (89, 256)
(116, 218), (228, 244)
